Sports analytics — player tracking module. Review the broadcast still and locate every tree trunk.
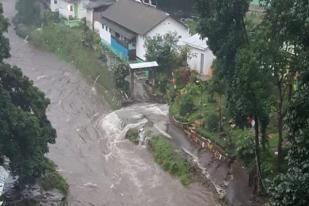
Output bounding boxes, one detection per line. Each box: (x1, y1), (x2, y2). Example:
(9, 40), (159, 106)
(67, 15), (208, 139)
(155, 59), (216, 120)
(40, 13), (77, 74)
(261, 122), (267, 150)
(254, 116), (263, 193)
(219, 95), (223, 131)
(277, 84), (284, 173)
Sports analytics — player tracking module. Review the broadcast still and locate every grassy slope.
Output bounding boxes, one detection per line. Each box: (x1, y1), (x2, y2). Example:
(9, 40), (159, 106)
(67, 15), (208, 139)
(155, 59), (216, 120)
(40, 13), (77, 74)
(148, 136), (191, 185)
(31, 23), (122, 109)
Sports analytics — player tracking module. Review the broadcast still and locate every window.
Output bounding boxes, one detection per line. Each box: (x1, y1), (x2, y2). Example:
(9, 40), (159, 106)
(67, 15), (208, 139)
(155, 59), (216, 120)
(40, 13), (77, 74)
(102, 24), (105, 29)
(69, 5), (73, 12)
(54, 0), (57, 4)
(115, 32), (120, 38)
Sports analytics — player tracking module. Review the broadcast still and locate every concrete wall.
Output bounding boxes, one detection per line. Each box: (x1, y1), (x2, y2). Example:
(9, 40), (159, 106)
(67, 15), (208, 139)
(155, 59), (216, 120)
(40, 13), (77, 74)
(50, 0), (58, 12)
(78, 0), (89, 19)
(94, 21), (111, 44)
(52, 0), (74, 18)
(136, 35), (146, 60)
(136, 17), (190, 60)
(187, 47), (215, 76)
(51, 0), (89, 19)
(86, 9), (93, 27)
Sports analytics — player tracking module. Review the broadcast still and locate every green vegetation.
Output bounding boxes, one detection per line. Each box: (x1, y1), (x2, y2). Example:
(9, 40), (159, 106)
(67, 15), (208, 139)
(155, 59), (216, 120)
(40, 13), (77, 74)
(40, 160), (69, 195)
(144, 32), (189, 100)
(30, 23), (124, 108)
(268, 77), (309, 205)
(148, 136), (191, 185)
(0, 3), (68, 197)
(194, 0), (309, 203)
(113, 62), (130, 95)
(126, 128), (139, 145)
(14, 0), (129, 109)
(14, 0), (59, 38)
(0, 4), (9, 61)
(0, 62), (57, 184)
(15, 0), (42, 26)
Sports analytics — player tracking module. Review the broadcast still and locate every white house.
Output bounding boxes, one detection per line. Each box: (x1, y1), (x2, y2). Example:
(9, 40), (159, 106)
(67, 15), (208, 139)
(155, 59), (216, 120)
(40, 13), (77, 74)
(50, 0), (214, 77)
(50, 0), (91, 19)
(96, 0), (190, 60)
(50, 0), (114, 29)
(181, 34), (215, 78)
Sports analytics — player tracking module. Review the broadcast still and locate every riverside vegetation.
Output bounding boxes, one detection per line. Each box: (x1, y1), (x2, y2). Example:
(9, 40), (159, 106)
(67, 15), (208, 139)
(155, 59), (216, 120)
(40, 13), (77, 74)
(126, 129), (191, 186)
(14, 0), (130, 109)
(0, 2), (68, 205)
(142, 1), (309, 205)
(13, 0), (309, 205)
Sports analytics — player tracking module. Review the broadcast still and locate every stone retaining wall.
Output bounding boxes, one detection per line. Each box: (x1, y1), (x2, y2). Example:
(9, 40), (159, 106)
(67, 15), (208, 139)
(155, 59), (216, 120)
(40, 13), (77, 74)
(169, 114), (228, 161)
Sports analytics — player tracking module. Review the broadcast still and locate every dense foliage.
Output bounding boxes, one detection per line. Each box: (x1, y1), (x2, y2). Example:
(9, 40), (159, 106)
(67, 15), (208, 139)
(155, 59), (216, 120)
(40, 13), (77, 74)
(0, 3), (57, 184)
(0, 64), (56, 184)
(112, 62), (130, 94)
(195, 0), (309, 201)
(15, 0), (42, 26)
(268, 73), (309, 206)
(0, 4), (10, 61)
(145, 32), (187, 75)
(31, 23), (124, 108)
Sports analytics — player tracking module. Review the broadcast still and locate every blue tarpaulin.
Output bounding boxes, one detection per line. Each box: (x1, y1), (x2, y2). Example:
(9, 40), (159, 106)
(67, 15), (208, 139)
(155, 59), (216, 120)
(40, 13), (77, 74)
(111, 38), (128, 60)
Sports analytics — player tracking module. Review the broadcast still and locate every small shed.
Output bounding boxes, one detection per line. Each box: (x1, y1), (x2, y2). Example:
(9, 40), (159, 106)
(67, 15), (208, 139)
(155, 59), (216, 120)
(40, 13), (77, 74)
(181, 34), (215, 78)
(129, 61), (158, 97)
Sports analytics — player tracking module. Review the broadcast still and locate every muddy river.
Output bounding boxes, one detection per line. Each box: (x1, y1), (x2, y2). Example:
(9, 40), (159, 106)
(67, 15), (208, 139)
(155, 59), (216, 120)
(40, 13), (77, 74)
(2, 0), (219, 205)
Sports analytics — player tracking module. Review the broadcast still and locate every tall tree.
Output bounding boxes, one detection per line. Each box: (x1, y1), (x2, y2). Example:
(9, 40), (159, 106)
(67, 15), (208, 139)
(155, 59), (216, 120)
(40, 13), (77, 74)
(145, 32), (183, 75)
(269, 71), (309, 206)
(0, 3), (56, 184)
(195, 0), (272, 192)
(262, 0), (309, 172)
(0, 3), (10, 62)
(233, 41), (272, 192)
(195, 0), (249, 79)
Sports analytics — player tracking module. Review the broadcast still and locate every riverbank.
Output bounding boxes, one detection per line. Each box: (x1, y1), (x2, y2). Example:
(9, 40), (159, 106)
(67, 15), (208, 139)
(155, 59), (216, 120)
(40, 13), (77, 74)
(4, 160), (69, 206)
(13, 0), (126, 110)
(28, 23), (125, 109)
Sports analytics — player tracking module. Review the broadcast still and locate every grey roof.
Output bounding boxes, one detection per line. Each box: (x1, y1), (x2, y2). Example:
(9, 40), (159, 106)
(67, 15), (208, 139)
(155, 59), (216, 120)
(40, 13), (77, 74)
(101, 0), (170, 35)
(86, 0), (115, 9)
(101, 17), (136, 40)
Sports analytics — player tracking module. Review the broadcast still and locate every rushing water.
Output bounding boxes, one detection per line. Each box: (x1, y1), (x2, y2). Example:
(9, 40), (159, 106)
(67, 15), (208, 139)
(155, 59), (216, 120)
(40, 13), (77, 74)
(2, 0), (220, 205)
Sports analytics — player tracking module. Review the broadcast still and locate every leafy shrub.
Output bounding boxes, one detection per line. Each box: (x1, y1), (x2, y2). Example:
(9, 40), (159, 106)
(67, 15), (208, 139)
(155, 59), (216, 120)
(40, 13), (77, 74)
(40, 160), (69, 195)
(206, 113), (220, 132)
(113, 62), (130, 94)
(166, 84), (177, 103)
(30, 24), (123, 108)
(148, 136), (191, 185)
(179, 94), (194, 117)
(232, 129), (255, 168)
(15, 0), (42, 26)
(156, 73), (169, 94)
(175, 69), (191, 88)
